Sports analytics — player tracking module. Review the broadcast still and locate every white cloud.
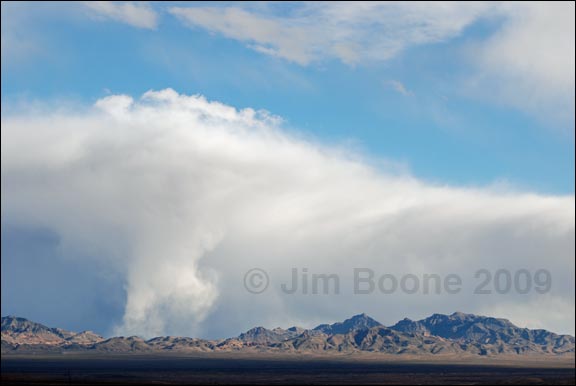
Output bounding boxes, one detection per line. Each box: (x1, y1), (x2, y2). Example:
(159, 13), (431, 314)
(84, 1), (157, 29)
(469, 1), (575, 127)
(1, 89), (574, 338)
(387, 80), (414, 97)
(169, 2), (491, 66)
(170, 2), (574, 126)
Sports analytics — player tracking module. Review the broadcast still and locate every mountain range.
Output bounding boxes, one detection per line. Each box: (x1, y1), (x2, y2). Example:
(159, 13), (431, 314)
(2, 312), (574, 356)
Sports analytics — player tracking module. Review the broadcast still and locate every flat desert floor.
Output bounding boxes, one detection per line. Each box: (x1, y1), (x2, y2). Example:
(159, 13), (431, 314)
(1, 353), (574, 385)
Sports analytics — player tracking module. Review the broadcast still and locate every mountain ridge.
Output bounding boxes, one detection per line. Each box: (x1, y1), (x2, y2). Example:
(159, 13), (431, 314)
(2, 313), (574, 356)
(313, 313), (382, 335)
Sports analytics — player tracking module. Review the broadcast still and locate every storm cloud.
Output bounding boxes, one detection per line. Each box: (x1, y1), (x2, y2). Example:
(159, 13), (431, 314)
(2, 89), (573, 338)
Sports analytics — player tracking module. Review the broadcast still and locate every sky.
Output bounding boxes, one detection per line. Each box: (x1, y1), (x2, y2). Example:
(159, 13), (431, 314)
(1, 1), (574, 339)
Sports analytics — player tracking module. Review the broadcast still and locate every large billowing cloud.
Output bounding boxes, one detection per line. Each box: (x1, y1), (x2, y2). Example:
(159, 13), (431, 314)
(1, 89), (574, 338)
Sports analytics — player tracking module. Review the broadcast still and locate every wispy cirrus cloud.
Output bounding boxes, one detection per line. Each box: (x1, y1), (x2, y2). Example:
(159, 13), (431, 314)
(169, 2), (574, 126)
(84, 1), (158, 29)
(387, 80), (414, 97)
(169, 2), (491, 66)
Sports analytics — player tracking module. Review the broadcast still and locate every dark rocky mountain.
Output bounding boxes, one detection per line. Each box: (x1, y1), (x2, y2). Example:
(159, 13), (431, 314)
(146, 336), (216, 352)
(391, 312), (516, 339)
(1, 315), (103, 347)
(213, 325), (308, 350)
(277, 326), (460, 354)
(2, 313), (574, 356)
(238, 326), (303, 344)
(89, 336), (151, 353)
(313, 313), (382, 335)
(390, 312), (575, 355)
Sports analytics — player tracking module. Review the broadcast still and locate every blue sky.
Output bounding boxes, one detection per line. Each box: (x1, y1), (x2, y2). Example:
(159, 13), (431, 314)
(2, 1), (574, 194)
(1, 2), (574, 338)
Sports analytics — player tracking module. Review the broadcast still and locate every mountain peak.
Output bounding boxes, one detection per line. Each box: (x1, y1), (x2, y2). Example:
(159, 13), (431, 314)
(313, 313), (382, 335)
(2, 315), (104, 346)
(237, 325), (304, 345)
(391, 312), (528, 344)
(346, 313), (378, 324)
(2, 315), (52, 333)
